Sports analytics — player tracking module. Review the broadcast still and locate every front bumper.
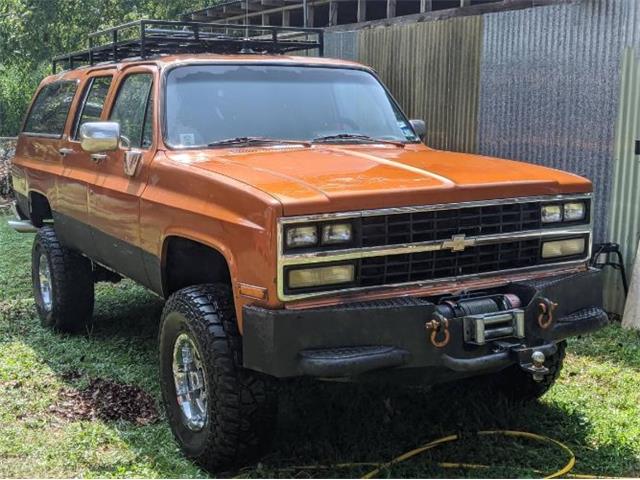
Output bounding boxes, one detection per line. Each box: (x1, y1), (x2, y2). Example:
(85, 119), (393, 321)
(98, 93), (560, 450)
(242, 269), (606, 380)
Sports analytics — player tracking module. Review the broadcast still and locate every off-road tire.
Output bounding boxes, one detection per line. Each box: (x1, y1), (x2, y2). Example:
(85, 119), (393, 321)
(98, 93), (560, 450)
(159, 284), (278, 473)
(31, 226), (95, 332)
(492, 341), (566, 401)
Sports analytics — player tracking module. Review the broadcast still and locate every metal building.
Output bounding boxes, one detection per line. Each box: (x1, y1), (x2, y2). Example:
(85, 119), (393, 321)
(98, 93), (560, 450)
(183, 0), (510, 27)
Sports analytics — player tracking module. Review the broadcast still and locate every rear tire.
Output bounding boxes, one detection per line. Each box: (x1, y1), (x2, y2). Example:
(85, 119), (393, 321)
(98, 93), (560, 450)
(159, 284), (278, 473)
(31, 226), (95, 332)
(492, 341), (566, 401)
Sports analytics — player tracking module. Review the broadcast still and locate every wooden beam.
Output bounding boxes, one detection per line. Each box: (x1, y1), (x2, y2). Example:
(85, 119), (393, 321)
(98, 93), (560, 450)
(386, 0), (396, 18)
(282, 8), (290, 25)
(328, 0), (338, 26)
(460, 0), (471, 6)
(357, 0), (366, 22)
(262, 12), (270, 24)
(420, 0), (432, 12)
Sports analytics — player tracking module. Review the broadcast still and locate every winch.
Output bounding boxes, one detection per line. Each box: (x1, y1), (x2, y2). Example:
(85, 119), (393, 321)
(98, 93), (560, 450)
(436, 294), (525, 345)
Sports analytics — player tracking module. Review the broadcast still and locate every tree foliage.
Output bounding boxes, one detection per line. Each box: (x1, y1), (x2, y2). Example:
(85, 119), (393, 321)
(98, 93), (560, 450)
(0, 0), (210, 135)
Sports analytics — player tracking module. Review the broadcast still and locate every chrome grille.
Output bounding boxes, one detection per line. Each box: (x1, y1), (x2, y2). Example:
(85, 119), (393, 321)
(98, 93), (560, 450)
(360, 202), (541, 247)
(359, 239), (542, 287)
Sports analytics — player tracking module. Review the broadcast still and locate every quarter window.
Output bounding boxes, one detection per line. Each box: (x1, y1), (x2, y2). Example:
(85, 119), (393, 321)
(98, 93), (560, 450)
(23, 81), (77, 137)
(110, 73), (153, 149)
(73, 76), (112, 139)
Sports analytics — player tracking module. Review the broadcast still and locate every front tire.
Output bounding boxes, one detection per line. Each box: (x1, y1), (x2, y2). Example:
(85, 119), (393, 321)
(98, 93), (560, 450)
(32, 226), (95, 332)
(159, 284), (278, 472)
(492, 341), (566, 401)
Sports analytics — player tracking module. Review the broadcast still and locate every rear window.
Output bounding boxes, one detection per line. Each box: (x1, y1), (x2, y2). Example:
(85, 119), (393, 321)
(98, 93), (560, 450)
(23, 80), (78, 137)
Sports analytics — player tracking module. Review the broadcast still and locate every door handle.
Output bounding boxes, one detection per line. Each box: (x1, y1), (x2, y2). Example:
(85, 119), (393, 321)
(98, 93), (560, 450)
(58, 147), (73, 157)
(90, 153), (107, 163)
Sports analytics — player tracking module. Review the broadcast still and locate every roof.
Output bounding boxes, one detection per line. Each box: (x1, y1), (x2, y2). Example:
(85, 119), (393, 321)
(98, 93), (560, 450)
(44, 53), (369, 84)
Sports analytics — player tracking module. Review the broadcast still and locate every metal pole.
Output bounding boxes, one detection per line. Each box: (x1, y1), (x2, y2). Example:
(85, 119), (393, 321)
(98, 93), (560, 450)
(303, 0), (308, 27)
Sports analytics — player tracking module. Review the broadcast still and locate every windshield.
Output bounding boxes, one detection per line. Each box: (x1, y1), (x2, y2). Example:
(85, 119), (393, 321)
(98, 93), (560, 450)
(164, 64), (419, 148)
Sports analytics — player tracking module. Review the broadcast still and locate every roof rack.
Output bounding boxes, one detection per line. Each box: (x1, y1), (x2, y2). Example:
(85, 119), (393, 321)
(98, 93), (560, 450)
(52, 19), (324, 73)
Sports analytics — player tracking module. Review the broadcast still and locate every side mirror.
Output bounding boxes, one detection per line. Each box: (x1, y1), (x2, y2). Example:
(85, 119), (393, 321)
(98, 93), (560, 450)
(79, 121), (120, 153)
(410, 119), (426, 140)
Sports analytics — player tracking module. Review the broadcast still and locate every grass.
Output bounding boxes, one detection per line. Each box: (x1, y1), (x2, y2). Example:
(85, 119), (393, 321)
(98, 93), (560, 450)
(1, 214), (639, 478)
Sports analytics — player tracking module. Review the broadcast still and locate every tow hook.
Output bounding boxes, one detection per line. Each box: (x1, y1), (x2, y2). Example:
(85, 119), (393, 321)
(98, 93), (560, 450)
(523, 350), (549, 382)
(425, 312), (450, 348)
(537, 297), (558, 329)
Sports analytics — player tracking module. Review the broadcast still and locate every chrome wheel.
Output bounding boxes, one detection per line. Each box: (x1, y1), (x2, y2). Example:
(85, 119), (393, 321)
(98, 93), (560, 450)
(38, 253), (52, 312)
(172, 333), (208, 431)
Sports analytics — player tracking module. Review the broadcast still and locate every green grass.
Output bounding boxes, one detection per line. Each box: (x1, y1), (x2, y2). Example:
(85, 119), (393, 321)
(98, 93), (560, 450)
(1, 214), (639, 478)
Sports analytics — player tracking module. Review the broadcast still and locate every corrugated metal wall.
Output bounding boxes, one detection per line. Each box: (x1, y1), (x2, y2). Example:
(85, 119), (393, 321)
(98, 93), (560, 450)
(357, 16), (482, 153)
(324, 31), (359, 61)
(478, 0), (640, 243)
(606, 47), (640, 311)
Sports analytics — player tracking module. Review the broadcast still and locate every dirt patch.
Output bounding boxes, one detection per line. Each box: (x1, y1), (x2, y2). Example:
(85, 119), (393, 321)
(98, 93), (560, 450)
(50, 377), (159, 426)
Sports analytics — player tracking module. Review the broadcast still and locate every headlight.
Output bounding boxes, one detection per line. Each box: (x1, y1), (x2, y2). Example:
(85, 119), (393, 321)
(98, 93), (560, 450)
(541, 238), (586, 259)
(288, 264), (355, 289)
(563, 202), (586, 221)
(286, 225), (318, 248)
(322, 223), (352, 245)
(541, 204), (562, 223)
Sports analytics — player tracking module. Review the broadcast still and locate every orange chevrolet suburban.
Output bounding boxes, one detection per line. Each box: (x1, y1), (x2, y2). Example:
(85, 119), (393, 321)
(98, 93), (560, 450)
(8, 20), (606, 472)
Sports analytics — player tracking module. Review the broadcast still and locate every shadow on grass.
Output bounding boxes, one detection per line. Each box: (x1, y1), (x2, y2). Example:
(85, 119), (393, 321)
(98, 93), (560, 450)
(3, 283), (639, 478)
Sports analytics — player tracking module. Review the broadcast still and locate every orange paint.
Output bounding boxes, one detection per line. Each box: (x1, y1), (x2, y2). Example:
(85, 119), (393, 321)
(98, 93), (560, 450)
(12, 55), (592, 330)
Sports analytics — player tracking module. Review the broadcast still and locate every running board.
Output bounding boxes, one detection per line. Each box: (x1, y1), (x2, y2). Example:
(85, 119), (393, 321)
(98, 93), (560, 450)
(7, 219), (37, 233)
(299, 346), (410, 377)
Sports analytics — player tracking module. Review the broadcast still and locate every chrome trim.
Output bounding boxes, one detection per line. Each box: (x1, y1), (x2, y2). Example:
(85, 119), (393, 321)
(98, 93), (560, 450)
(7, 219), (37, 233)
(276, 194), (593, 302)
(281, 226), (590, 266)
(279, 193), (591, 225)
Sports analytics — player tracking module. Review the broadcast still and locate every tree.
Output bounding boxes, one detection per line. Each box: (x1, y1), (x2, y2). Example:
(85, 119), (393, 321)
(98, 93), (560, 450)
(0, 0), (211, 135)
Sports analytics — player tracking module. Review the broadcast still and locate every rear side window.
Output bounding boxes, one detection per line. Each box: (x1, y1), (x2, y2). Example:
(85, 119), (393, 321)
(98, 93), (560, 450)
(73, 76), (113, 139)
(23, 81), (77, 137)
(110, 73), (153, 149)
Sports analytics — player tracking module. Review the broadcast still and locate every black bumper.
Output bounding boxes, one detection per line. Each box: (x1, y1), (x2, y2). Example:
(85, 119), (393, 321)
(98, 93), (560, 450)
(242, 269), (607, 379)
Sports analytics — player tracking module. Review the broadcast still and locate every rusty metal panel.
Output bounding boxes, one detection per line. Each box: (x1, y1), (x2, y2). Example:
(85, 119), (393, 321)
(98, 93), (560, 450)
(324, 30), (359, 61)
(478, 0), (640, 243)
(357, 16), (483, 153)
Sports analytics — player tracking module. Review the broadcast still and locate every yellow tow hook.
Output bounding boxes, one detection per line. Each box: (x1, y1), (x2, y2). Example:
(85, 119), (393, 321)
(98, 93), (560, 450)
(425, 312), (450, 348)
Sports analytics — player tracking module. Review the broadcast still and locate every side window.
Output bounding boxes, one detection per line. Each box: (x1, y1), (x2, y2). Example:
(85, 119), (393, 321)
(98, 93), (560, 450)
(73, 76), (112, 139)
(23, 81), (77, 137)
(109, 73), (153, 149)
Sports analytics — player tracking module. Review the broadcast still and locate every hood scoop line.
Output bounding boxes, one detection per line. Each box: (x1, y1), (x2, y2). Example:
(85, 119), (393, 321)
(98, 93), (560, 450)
(333, 147), (456, 187)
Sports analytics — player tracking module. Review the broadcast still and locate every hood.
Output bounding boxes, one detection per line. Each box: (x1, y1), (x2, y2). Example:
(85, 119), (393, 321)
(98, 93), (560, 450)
(166, 144), (591, 216)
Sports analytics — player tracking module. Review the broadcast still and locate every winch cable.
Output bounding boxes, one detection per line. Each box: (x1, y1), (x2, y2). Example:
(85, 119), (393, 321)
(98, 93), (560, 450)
(235, 430), (619, 479)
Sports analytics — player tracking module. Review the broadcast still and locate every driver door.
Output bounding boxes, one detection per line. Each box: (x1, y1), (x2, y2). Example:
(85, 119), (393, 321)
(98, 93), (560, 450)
(86, 65), (157, 286)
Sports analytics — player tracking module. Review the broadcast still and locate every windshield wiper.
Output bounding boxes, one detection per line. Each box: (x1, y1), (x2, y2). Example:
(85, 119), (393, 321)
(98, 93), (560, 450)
(312, 133), (406, 147)
(207, 136), (311, 148)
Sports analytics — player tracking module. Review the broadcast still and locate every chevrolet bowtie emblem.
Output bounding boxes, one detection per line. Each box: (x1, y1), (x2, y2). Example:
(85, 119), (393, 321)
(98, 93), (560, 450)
(442, 234), (475, 252)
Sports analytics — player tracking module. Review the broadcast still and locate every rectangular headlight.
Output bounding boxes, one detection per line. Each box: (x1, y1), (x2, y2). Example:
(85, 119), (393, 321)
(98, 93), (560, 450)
(541, 204), (562, 223)
(286, 225), (318, 248)
(321, 223), (353, 245)
(542, 238), (586, 259)
(288, 264), (355, 289)
(563, 202), (586, 221)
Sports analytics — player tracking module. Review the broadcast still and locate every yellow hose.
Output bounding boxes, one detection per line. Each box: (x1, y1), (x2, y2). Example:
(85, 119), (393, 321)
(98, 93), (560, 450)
(361, 430), (575, 479)
(234, 429), (617, 479)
